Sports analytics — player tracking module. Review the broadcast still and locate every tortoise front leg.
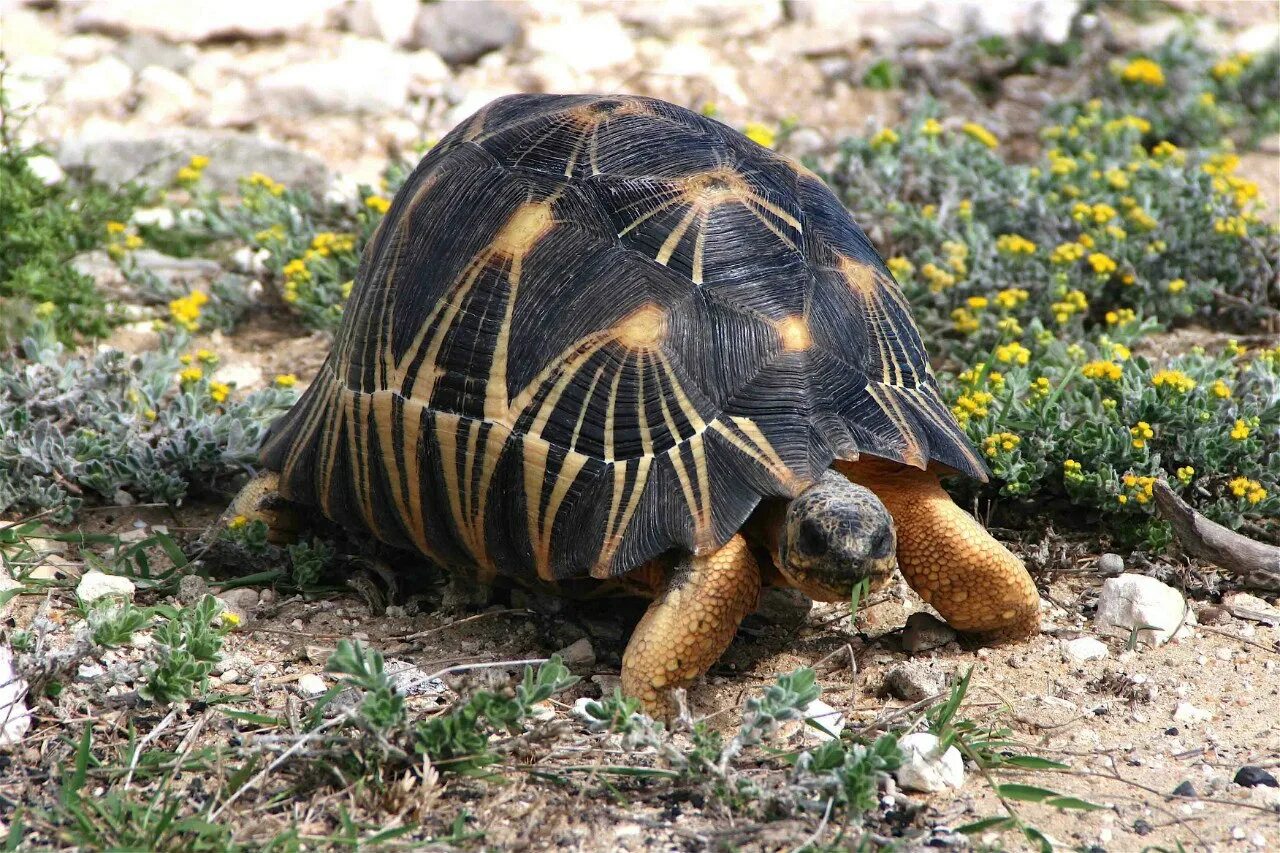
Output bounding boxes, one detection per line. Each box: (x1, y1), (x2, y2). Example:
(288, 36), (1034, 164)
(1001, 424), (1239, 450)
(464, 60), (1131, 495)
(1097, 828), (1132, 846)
(621, 534), (762, 717)
(835, 460), (1039, 641)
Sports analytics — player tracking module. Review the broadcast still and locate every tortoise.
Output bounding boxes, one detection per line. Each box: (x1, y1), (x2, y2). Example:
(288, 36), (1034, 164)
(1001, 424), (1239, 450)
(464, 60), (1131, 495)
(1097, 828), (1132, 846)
(229, 94), (1040, 715)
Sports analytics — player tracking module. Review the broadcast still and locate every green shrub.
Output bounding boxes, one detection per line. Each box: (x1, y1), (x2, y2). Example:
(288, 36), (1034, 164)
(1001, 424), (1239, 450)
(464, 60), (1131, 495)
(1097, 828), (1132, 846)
(0, 323), (296, 521)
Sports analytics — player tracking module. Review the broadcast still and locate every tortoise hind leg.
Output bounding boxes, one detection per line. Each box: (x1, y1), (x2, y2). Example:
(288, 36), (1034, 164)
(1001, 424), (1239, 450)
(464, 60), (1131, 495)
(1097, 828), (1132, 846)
(621, 534), (762, 718)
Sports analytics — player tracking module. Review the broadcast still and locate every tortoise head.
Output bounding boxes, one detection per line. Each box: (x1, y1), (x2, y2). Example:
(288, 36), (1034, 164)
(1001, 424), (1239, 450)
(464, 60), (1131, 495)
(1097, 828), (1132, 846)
(777, 471), (897, 602)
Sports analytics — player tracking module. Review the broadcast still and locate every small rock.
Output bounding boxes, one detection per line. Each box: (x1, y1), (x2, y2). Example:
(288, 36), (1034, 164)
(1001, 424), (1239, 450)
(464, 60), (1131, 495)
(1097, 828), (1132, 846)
(528, 700), (557, 722)
(1222, 592), (1280, 625)
(59, 130), (331, 195)
(412, 0), (522, 64)
(25, 155), (65, 186)
(1096, 553), (1126, 576)
(752, 587), (812, 627)
(802, 699), (845, 742)
(570, 696), (599, 723)
(297, 673), (328, 696)
(1172, 702), (1213, 724)
(1197, 605), (1228, 625)
(1094, 574), (1195, 646)
(895, 732), (965, 793)
(556, 637), (596, 672)
(1234, 766), (1279, 789)
(1062, 637), (1109, 662)
(348, 0), (420, 46)
(901, 611), (957, 653)
(134, 65), (196, 123)
(0, 646), (31, 748)
(131, 207), (177, 230)
(1172, 780), (1197, 798)
(385, 660), (448, 696)
(177, 574), (209, 604)
(256, 38), (412, 115)
(218, 588), (260, 612)
(60, 55), (133, 110)
(219, 669), (242, 685)
(885, 660), (949, 702)
(527, 11), (635, 74)
(76, 571), (136, 603)
(77, 662), (107, 681)
(131, 249), (222, 285)
(74, 0), (342, 43)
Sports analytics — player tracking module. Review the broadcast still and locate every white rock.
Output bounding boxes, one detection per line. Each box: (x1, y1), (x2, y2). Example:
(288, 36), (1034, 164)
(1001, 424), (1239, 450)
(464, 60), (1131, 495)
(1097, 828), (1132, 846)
(131, 207), (176, 230)
(60, 55), (133, 110)
(256, 39), (412, 115)
(297, 673), (328, 696)
(213, 362), (264, 390)
(1062, 637), (1109, 662)
(1095, 574), (1195, 646)
(134, 65), (196, 123)
(526, 11), (635, 74)
(1172, 702), (1213, 724)
(895, 732), (965, 793)
(25, 155), (65, 186)
(2, 54), (71, 113)
(74, 0), (344, 43)
(803, 699), (845, 742)
(571, 696), (599, 723)
(0, 647), (31, 749)
(348, 0), (420, 46)
(231, 246), (270, 276)
(76, 570), (136, 603)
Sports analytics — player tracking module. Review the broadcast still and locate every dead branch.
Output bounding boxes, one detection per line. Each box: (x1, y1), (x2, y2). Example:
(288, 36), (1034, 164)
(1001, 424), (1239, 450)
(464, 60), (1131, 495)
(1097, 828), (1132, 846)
(1153, 480), (1280, 592)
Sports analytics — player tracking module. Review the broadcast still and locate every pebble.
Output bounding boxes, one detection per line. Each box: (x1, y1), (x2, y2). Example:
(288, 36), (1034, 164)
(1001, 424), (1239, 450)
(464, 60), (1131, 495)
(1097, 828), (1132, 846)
(1095, 553), (1126, 576)
(135, 65), (197, 123)
(1172, 702), (1213, 724)
(801, 699), (845, 742)
(1222, 592), (1280, 625)
(885, 660), (949, 702)
(60, 55), (133, 109)
(895, 732), (965, 793)
(25, 155), (65, 186)
(413, 0), (522, 64)
(256, 38), (412, 116)
(0, 647), (31, 748)
(901, 612), (957, 653)
(384, 660), (448, 696)
(176, 574), (209, 604)
(1094, 574), (1195, 646)
(74, 0), (342, 43)
(1234, 766), (1278, 788)
(347, 0), (420, 47)
(297, 673), (328, 696)
(1062, 636), (1109, 662)
(1172, 780), (1197, 797)
(556, 637), (596, 672)
(76, 571), (136, 603)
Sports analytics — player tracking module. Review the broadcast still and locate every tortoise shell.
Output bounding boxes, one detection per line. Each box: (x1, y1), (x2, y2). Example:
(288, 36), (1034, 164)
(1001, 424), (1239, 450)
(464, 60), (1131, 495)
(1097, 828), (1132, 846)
(259, 94), (987, 584)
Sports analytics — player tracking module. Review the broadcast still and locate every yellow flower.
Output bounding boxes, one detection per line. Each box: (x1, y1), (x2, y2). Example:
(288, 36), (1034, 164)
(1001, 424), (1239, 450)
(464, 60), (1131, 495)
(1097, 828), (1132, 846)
(1211, 379), (1231, 399)
(1101, 397), (1116, 411)
(1051, 289), (1089, 324)
(920, 204), (936, 219)
(958, 199), (972, 220)
(196, 348), (218, 364)
(228, 514), (248, 530)
(961, 122), (998, 149)
(274, 373), (298, 387)
(1166, 278), (1187, 294)
(1228, 476), (1267, 504)
(168, 291), (208, 332)
(179, 366), (203, 384)
(189, 154), (210, 170)
(1129, 421), (1154, 449)
(1029, 376), (1051, 398)
(1211, 56), (1247, 80)
(220, 611), (242, 629)
(1082, 360), (1123, 381)
(941, 240), (968, 275)
(951, 307), (979, 334)
(886, 256), (914, 279)
(1230, 419), (1250, 441)
(1105, 225), (1127, 242)
(179, 353), (193, 365)
(1105, 308), (1136, 325)
(283, 258), (312, 283)
(744, 122), (777, 149)
(1104, 168), (1130, 190)
(1118, 57), (1165, 87)
(365, 195), (391, 214)
(1225, 339), (1246, 358)
(1213, 216), (1247, 238)
(247, 172), (285, 196)
(175, 166), (202, 185)
(1110, 343), (1131, 362)
(1087, 252), (1117, 276)
(966, 296), (988, 310)
(341, 280), (354, 299)
(1150, 141), (1184, 164)
(1063, 459), (1083, 479)
(1151, 370), (1196, 394)
(1127, 207), (1158, 231)
(982, 432), (1021, 457)
(995, 234), (1036, 255)
(994, 342), (1031, 365)
(920, 118), (942, 137)
(209, 381), (230, 403)
(143, 408), (158, 421)
(921, 263), (955, 291)
(35, 301), (57, 319)
(995, 288), (1029, 310)
(106, 221), (127, 234)
(1050, 242), (1086, 265)
(869, 127), (899, 149)
(1176, 466), (1195, 484)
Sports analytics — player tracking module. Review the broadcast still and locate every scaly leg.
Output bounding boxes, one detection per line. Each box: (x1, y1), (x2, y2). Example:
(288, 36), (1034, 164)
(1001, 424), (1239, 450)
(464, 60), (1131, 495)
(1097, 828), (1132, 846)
(621, 534), (762, 717)
(835, 460), (1039, 641)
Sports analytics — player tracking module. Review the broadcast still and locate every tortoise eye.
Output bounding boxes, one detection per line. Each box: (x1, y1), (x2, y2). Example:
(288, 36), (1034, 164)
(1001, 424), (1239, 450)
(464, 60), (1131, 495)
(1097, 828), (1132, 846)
(795, 518), (829, 557)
